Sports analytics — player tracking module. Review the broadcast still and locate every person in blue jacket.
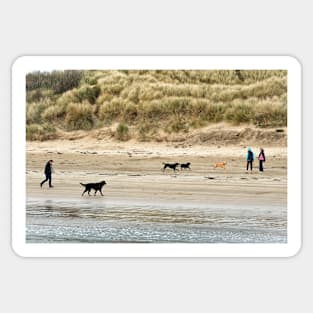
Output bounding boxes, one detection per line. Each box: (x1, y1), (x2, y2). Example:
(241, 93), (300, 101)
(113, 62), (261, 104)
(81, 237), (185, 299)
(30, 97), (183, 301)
(246, 146), (254, 172)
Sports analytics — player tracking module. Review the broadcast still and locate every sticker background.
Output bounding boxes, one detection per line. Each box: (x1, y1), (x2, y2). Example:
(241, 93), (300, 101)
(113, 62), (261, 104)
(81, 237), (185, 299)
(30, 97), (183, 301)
(1, 1), (311, 313)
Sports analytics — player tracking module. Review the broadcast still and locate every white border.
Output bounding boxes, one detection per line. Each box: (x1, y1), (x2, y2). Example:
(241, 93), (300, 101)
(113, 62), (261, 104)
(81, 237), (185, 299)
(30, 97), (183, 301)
(12, 56), (301, 257)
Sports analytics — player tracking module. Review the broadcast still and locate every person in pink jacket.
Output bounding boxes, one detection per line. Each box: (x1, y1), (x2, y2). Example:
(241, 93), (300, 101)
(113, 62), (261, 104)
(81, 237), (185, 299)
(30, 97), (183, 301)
(258, 148), (266, 172)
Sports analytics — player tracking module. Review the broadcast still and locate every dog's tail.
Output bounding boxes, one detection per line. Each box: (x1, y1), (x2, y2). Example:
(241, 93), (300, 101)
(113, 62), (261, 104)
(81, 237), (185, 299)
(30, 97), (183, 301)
(80, 183), (86, 186)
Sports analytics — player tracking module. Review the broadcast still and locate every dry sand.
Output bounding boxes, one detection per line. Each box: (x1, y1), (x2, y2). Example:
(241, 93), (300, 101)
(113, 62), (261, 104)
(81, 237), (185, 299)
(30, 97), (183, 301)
(26, 138), (287, 207)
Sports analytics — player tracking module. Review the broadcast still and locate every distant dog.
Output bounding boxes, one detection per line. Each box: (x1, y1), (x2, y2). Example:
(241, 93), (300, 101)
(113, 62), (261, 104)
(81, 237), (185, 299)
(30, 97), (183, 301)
(162, 162), (180, 172)
(80, 180), (106, 196)
(180, 162), (191, 170)
(214, 162), (227, 169)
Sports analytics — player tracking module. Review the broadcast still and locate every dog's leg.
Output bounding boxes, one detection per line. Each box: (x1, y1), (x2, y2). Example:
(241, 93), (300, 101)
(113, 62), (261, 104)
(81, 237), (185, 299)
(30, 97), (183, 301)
(100, 190), (104, 196)
(82, 189), (87, 196)
(94, 190), (97, 196)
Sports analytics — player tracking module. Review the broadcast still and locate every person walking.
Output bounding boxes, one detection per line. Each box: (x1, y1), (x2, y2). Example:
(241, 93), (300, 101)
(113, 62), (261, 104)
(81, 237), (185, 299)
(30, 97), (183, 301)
(246, 146), (254, 172)
(40, 160), (54, 188)
(258, 148), (266, 172)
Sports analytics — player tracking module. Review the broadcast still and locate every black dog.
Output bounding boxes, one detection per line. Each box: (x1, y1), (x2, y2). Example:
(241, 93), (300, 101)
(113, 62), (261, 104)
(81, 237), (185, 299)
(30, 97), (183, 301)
(180, 162), (191, 170)
(162, 162), (179, 172)
(80, 180), (106, 196)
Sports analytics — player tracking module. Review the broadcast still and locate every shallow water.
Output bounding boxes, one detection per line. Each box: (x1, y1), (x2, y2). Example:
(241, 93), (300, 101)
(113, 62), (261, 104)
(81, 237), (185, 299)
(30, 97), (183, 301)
(26, 198), (287, 243)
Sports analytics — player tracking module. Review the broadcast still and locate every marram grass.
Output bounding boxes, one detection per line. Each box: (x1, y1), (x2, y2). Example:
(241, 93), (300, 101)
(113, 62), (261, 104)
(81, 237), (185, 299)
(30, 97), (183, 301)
(26, 70), (287, 141)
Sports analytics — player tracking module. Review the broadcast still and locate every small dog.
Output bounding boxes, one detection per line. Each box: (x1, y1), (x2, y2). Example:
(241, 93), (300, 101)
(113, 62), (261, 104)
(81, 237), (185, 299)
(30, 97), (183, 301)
(80, 180), (106, 196)
(180, 162), (191, 170)
(214, 162), (227, 169)
(162, 162), (180, 172)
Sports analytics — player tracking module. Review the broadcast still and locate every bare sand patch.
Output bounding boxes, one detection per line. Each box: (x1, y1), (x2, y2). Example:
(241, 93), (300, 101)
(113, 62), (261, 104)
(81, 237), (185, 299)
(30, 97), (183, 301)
(27, 139), (287, 207)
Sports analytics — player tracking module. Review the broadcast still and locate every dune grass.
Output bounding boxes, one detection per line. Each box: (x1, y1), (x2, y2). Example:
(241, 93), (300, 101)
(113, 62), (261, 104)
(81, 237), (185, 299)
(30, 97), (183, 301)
(115, 123), (130, 141)
(26, 70), (287, 141)
(26, 123), (57, 141)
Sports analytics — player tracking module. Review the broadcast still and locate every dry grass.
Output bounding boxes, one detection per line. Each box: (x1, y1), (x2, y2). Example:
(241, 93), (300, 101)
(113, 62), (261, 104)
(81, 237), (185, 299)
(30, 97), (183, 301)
(26, 123), (57, 141)
(26, 70), (287, 141)
(115, 123), (130, 141)
(65, 102), (94, 131)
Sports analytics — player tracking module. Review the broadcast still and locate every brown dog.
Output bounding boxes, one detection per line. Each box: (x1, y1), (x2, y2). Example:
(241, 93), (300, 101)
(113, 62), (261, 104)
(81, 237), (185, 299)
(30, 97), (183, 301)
(214, 162), (227, 169)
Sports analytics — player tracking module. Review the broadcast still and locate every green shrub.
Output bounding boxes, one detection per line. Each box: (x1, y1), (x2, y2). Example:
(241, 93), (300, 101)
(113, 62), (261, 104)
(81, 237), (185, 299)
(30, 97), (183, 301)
(73, 85), (101, 104)
(115, 123), (130, 141)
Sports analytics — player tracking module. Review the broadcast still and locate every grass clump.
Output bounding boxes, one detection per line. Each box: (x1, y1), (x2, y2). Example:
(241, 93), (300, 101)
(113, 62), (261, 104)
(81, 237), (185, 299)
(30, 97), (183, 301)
(123, 102), (138, 123)
(225, 104), (254, 125)
(115, 123), (130, 141)
(41, 104), (66, 122)
(26, 123), (57, 141)
(73, 85), (101, 104)
(253, 105), (287, 128)
(137, 122), (157, 141)
(26, 98), (53, 124)
(98, 99), (125, 121)
(166, 117), (189, 133)
(65, 102), (94, 130)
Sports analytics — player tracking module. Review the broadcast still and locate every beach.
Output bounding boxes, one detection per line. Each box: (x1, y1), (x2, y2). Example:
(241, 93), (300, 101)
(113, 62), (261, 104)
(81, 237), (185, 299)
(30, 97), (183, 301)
(26, 138), (287, 243)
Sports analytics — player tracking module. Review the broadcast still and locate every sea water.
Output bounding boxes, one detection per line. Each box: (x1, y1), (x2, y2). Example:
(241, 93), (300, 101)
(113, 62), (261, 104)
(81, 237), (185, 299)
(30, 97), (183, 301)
(26, 198), (287, 243)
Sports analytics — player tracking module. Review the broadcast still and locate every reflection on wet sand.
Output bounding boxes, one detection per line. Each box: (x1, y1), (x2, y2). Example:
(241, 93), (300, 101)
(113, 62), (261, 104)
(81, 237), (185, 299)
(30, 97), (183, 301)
(26, 198), (287, 243)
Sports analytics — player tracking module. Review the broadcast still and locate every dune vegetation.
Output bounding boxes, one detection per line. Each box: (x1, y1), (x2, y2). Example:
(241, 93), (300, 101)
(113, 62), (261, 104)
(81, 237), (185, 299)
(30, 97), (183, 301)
(26, 70), (287, 141)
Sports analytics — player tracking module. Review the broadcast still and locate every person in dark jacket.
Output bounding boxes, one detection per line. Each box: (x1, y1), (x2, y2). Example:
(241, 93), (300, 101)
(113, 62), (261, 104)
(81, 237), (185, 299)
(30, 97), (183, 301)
(245, 146), (254, 172)
(258, 148), (266, 172)
(40, 160), (54, 188)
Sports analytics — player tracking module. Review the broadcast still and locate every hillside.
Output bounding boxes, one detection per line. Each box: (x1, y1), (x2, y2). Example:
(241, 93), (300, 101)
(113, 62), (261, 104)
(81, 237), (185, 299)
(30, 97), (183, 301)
(26, 70), (287, 144)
